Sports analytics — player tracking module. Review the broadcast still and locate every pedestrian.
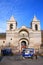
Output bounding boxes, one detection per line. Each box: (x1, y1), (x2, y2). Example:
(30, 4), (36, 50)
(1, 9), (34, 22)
(35, 52), (38, 59)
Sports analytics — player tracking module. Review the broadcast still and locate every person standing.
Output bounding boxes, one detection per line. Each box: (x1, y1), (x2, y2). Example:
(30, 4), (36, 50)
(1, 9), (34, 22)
(35, 52), (38, 59)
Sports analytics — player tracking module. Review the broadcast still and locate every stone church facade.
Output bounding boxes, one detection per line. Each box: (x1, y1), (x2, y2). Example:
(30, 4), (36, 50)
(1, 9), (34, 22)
(0, 16), (42, 52)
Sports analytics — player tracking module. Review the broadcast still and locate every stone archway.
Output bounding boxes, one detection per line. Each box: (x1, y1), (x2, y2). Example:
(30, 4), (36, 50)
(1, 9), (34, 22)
(18, 38), (29, 52)
(21, 41), (27, 51)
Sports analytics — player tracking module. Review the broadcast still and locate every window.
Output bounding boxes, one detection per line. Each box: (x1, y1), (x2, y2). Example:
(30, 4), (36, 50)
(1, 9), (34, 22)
(10, 24), (13, 30)
(3, 41), (5, 43)
(11, 38), (12, 40)
(35, 24), (38, 30)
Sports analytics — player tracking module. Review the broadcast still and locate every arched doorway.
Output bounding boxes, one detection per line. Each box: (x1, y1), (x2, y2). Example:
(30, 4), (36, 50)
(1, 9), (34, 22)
(18, 38), (29, 52)
(21, 41), (27, 51)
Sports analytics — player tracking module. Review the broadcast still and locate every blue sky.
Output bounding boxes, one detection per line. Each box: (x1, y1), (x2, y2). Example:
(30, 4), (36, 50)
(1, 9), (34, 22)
(0, 0), (43, 32)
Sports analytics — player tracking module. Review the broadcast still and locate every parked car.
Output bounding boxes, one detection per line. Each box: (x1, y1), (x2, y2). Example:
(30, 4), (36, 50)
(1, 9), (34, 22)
(22, 48), (34, 58)
(1, 48), (13, 56)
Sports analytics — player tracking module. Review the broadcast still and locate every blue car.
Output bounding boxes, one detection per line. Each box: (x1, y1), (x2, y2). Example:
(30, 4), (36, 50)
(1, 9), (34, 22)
(1, 48), (12, 56)
(22, 48), (34, 58)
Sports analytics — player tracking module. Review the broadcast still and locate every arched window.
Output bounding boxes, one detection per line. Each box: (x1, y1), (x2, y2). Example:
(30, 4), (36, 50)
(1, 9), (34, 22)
(10, 24), (13, 30)
(35, 24), (38, 30)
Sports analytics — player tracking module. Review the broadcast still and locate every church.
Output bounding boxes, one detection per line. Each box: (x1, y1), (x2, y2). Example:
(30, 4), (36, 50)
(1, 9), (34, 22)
(0, 16), (42, 53)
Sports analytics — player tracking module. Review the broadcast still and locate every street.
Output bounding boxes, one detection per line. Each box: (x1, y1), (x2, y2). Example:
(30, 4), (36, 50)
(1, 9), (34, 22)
(0, 56), (43, 65)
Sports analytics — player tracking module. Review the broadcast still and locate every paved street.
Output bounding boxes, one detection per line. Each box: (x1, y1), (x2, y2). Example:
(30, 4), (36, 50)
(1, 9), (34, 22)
(0, 56), (43, 65)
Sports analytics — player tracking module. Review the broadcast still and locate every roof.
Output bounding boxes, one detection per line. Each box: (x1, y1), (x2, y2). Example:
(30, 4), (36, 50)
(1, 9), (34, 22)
(0, 33), (6, 39)
(9, 16), (16, 22)
(32, 16), (40, 22)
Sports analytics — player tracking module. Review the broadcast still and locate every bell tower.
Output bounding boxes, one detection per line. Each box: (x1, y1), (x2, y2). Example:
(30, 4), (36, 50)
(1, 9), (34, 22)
(6, 16), (17, 46)
(7, 16), (17, 31)
(31, 16), (40, 31)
